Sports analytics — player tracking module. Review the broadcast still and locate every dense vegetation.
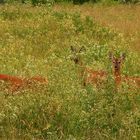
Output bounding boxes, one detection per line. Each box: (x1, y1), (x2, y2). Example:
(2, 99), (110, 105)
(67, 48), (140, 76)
(0, 4), (140, 139)
(0, 0), (140, 5)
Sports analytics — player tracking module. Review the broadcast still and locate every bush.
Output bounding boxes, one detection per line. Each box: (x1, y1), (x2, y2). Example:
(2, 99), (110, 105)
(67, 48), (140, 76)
(0, 0), (5, 3)
(72, 0), (90, 4)
(31, 0), (54, 6)
(118, 0), (140, 4)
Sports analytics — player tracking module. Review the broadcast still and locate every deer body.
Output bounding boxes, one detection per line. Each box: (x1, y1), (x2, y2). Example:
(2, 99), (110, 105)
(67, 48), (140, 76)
(0, 74), (48, 93)
(124, 76), (140, 88)
(85, 68), (107, 86)
(0, 74), (23, 86)
(0, 74), (24, 92)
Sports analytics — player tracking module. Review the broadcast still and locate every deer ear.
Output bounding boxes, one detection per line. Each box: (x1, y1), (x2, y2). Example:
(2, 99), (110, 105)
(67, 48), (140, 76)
(120, 53), (126, 61)
(109, 52), (114, 61)
(79, 46), (86, 53)
(70, 46), (76, 52)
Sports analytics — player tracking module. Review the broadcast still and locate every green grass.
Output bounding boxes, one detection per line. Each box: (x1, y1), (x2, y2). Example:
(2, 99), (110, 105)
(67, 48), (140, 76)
(0, 4), (140, 139)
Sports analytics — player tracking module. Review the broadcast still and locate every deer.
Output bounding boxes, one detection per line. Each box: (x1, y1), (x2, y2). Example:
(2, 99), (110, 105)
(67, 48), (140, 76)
(70, 46), (140, 89)
(109, 52), (140, 89)
(0, 74), (48, 93)
(70, 46), (107, 87)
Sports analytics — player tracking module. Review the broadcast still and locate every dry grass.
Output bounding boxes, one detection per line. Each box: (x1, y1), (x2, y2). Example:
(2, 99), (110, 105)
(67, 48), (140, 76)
(53, 4), (140, 52)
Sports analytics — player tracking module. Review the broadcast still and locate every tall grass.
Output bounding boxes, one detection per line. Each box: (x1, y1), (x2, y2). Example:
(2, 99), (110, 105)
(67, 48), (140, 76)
(54, 4), (140, 52)
(0, 4), (140, 139)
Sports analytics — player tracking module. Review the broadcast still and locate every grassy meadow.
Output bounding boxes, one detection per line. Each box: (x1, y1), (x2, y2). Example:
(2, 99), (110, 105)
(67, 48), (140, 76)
(54, 4), (140, 52)
(0, 3), (140, 139)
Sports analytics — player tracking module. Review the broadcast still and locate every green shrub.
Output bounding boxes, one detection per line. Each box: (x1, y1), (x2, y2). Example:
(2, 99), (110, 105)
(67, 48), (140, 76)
(31, 0), (54, 6)
(118, 0), (139, 4)
(0, 0), (5, 3)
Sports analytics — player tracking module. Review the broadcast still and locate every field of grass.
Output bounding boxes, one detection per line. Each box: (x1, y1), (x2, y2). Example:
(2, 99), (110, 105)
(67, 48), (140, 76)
(54, 3), (140, 52)
(0, 3), (140, 139)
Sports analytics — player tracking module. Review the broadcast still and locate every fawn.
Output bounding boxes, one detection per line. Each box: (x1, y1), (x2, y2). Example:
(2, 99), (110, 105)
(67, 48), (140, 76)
(0, 74), (48, 93)
(109, 52), (140, 88)
(70, 46), (107, 87)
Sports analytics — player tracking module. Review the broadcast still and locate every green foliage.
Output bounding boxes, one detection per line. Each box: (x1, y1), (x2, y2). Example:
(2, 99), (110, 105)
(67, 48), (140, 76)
(0, 0), (4, 3)
(73, 0), (89, 4)
(0, 4), (140, 139)
(1, 0), (140, 5)
(31, 0), (54, 6)
(119, 0), (140, 4)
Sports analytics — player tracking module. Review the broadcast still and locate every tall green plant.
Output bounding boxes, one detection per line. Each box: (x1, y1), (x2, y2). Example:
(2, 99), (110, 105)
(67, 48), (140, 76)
(0, 0), (4, 3)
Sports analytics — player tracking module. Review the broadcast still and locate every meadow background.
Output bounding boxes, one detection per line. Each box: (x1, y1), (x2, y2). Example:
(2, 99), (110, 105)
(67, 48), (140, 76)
(0, 1), (140, 139)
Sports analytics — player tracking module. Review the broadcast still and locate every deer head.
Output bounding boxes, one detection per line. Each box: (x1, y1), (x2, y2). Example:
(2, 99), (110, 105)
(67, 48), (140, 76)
(109, 52), (125, 73)
(70, 46), (85, 65)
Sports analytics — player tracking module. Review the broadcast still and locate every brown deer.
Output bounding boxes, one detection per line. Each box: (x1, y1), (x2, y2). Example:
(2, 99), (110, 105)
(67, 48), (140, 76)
(70, 46), (107, 87)
(0, 74), (48, 93)
(71, 46), (140, 89)
(109, 52), (140, 89)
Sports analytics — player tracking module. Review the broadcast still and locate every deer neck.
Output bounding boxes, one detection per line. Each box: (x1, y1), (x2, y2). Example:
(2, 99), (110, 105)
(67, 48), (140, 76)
(114, 69), (121, 85)
(76, 61), (86, 86)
